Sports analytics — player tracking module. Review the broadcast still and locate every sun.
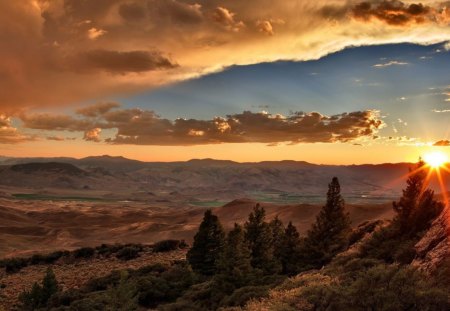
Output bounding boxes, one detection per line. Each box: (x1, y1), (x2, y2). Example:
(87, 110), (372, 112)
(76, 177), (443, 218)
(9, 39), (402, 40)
(423, 151), (448, 168)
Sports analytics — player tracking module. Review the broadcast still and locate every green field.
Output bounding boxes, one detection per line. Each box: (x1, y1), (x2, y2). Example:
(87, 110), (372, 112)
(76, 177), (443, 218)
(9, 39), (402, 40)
(12, 193), (108, 202)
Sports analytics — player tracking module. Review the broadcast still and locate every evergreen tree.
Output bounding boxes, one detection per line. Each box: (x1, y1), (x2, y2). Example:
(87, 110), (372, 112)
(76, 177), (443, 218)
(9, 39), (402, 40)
(41, 267), (58, 305)
(105, 271), (138, 311)
(270, 216), (285, 260)
(303, 177), (351, 267)
(393, 160), (444, 236)
(244, 204), (280, 274)
(19, 268), (59, 310)
(280, 222), (301, 275)
(215, 224), (253, 292)
(187, 210), (225, 275)
(19, 282), (42, 311)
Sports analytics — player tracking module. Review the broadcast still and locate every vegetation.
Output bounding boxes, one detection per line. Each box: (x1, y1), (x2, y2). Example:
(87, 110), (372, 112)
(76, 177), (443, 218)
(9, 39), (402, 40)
(12, 168), (449, 310)
(187, 209), (225, 275)
(1, 242), (186, 274)
(301, 177), (351, 268)
(153, 239), (188, 253)
(18, 268), (59, 310)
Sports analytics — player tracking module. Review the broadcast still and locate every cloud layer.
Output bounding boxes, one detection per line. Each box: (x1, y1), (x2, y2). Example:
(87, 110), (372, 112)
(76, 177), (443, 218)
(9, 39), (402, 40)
(1, 0), (450, 112)
(18, 103), (384, 146)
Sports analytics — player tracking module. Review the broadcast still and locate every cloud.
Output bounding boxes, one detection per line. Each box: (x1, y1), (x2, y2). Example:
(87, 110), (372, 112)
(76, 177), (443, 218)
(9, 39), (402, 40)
(257, 20), (274, 35)
(46, 136), (66, 141)
(0, 115), (34, 144)
(352, 1), (431, 26)
(373, 60), (409, 67)
(432, 109), (450, 113)
(87, 27), (107, 40)
(84, 128), (102, 142)
(19, 103), (385, 146)
(433, 140), (450, 146)
(20, 113), (93, 132)
(1, 1), (450, 112)
(73, 50), (178, 74)
(76, 102), (121, 117)
(212, 7), (245, 32)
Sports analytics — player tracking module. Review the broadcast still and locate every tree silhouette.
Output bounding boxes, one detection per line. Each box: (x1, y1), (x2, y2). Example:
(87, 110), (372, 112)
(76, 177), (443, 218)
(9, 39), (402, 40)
(187, 210), (225, 275)
(303, 177), (351, 267)
(269, 216), (285, 267)
(280, 222), (301, 275)
(19, 267), (59, 310)
(393, 160), (444, 236)
(244, 204), (280, 274)
(215, 224), (253, 292)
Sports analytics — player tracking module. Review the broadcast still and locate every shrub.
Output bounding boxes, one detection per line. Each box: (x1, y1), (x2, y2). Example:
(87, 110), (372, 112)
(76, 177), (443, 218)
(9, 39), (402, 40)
(153, 240), (187, 253)
(116, 246), (140, 261)
(73, 247), (95, 259)
(84, 270), (122, 292)
(95, 244), (122, 256)
(1, 257), (29, 273)
(220, 285), (270, 307)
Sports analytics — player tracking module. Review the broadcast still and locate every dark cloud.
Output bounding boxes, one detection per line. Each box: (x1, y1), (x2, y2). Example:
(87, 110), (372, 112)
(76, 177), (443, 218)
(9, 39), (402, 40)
(46, 136), (66, 141)
(434, 140), (450, 146)
(74, 50), (178, 74)
(352, 1), (431, 26)
(20, 113), (95, 131)
(76, 102), (120, 118)
(20, 104), (384, 146)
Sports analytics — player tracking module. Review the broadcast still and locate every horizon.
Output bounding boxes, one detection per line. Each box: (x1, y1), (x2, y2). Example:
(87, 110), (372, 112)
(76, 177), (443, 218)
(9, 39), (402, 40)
(0, 153), (436, 166)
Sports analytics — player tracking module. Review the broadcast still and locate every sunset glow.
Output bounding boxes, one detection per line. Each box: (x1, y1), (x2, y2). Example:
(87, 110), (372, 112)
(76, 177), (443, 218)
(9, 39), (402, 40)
(424, 152), (449, 168)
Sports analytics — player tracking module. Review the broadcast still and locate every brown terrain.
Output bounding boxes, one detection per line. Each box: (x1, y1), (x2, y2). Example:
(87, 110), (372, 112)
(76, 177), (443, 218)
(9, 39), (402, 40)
(0, 249), (187, 310)
(0, 197), (394, 258)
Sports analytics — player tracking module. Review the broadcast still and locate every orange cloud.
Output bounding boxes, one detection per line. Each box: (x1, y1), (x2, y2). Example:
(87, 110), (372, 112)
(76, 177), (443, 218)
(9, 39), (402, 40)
(1, 0), (450, 113)
(352, 1), (431, 26)
(434, 140), (450, 146)
(0, 115), (35, 144)
(19, 104), (385, 146)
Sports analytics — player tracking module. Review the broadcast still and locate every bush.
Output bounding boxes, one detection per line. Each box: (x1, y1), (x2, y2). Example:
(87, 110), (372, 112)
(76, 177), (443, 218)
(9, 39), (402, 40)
(73, 247), (95, 259)
(116, 246), (140, 261)
(220, 285), (270, 307)
(68, 297), (106, 311)
(153, 240), (187, 253)
(84, 270), (122, 292)
(1, 257), (29, 273)
(95, 244), (122, 256)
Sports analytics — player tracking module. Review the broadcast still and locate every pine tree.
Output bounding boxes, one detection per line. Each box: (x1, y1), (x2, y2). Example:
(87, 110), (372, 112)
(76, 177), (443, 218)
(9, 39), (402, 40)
(270, 216), (285, 256)
(393, 160), (444, 236)
(105, 271), (138, 310)
(41, 267), (58, 305)
(280, 222), (301, 275)
(215, 224), (253, 292)
(244, 204), (280, 274)
(19, 268), (58, 310)
(19, 282), (42, 311)
(187, 210), (225, 275)
(303, 177), (351, 267)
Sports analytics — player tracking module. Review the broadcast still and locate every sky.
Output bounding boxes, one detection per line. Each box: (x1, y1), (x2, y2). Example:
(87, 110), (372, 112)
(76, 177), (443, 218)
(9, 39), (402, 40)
(1, 0), (450, 164)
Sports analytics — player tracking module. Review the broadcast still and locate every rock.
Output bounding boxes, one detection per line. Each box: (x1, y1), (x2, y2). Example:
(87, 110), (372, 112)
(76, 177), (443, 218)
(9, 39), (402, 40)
(412, 207), (450, 273)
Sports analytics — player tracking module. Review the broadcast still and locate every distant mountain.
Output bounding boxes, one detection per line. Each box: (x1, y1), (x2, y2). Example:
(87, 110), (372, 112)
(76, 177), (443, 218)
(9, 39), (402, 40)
(0, 156), (447, 204)
(10, 162), (86, 176)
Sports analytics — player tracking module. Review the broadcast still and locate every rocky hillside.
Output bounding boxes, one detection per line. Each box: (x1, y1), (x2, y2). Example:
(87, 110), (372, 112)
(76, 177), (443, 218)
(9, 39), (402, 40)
(413, 207), (450, 274)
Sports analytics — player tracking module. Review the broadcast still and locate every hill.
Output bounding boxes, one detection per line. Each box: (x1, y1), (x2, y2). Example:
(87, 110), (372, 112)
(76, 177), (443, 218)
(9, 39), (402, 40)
(0, 197), (393, 258)
(1, 156), (446, 205)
